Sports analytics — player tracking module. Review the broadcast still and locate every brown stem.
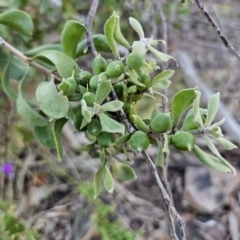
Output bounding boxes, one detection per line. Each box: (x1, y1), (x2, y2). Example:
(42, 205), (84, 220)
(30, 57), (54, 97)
(142, 151), (186, 240)
(194, 0), (240, 61)
(85, 0), (99, 57)
(0, 37), (61, 81)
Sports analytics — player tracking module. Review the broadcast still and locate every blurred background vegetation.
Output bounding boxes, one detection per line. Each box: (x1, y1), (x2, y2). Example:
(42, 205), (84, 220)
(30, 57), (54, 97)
(0, 0), (240, 239)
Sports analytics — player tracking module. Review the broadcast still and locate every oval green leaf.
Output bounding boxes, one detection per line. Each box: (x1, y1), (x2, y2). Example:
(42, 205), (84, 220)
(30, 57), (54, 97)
(34, 50), (80, 78)
(104, 12), (119, 58)
(100, 100), (124, 112)
(113, 161), (137, 181)
(34, 125), (56, 148)
(104, 166), (114, 193)
(129, 17), (144, 39)
(75, 34), (111, 58)
(171, 88), (197, 127)
(98, 112), (125, 135)
(193, 145), (235, 174)
(17, 65), (48, 126)
(150, 70), (174, 87)
(148, 45), (176, 62)
(95, 80), (112, 105)
(205, 92), (220, 127)
(0, 10), (33, 37)
(53, 118), (68, 161)
(2, 56), (17, 100)
(94, 164), (106, 199)
(61, 20), (86, 58)
(36, 79), (69, 119)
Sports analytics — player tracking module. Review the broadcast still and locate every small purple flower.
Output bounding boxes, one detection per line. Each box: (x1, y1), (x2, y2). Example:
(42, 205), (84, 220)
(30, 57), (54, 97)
(1, 161), (15, 178)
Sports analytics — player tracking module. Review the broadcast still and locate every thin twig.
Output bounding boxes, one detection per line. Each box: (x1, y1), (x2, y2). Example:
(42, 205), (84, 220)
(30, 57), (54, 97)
(141, 151), (186, 240)
(194, 0), (240, 61)
(85, 0), (99, 57)
(0, 37), (61, 81)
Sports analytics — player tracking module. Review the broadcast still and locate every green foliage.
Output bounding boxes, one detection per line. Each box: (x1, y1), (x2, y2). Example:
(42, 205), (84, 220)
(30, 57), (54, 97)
(78, 181), (141, 239)
(0, 9), (237, 199)
(0, 201), (38, 240)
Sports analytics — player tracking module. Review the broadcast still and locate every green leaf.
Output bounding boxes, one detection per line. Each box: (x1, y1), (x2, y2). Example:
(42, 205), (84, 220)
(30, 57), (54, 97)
(2, 56), (17, 100)
(128, 68), (145, 87)
(205, 92), (220, 127)
(98, 112), (124, 135)
(94, 164), (106, 199)
(34, 50), (80, 78)
(104, 166), (114, 193)
(193, 145), (234, 173)
(129, 17), (144, 39)
(113, 161), (137, 181)
(53, 118), (68, 160)
(156, 140), (164, 167)
(75, 34), (111, 58)
(209, 118), (225, 129)
(148, 45), (176, 62)
(95, 80), (112, 105)
(149, 70), (174, 87)
(132, 41), (146, 57)
(131, 115), (149, 133)
(36, 79), (69, 119)
(34, 125), (56, 148)
(17, 65), (48, 126)
(212, 136), (238, 150)
(80, 142), (95, 151)
(0, 10), (33, 37)
(25, 44), (62, 56)
(104, 12), (119, 58)
(113, 133), (131, 147)
(100, 100), (124, 112)
(113, 14), (130, 49)
(81, 99), (93, 123)
(192, 90), (203, 128)
(171, 87), (197, 127)
(152, 79), (171, 90)
(204, 135), (236, 175)
(61, 20), (86, 58)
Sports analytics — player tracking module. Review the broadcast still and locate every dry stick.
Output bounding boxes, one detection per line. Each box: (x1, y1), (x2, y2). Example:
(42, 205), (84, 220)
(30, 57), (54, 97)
(194, 0), (240, 61)
(152, 1), (182, 238)
(0, 37), (61, 81)
(84, 2), (184, 238)
(142, 151), (186, 240)
(84, 0), (99, 57)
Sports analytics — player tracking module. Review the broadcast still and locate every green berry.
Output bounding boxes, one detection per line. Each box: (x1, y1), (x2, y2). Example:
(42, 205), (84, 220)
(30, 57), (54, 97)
(97, 132), (115, 148)
(77, 71), (92, 87)
(82, 92), (95, 107)
(172, 131), (195, 151)
(89, 75), (99, 92)
(106, 60), (125, 78)
(58, 76), (77, 96)
(150, 113), (172, 133)
(92, 55), (107, 75)
(126, 53), (144, 70)
(87, 119), (102, 137)
(129, 131), (150, 151)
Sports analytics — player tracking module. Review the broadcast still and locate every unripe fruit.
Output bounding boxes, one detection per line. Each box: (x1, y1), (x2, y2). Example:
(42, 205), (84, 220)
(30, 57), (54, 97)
(106, 60), (125, 78)
(129, 131), (150, 152)
(172, 131), (195, 151)
(92, 55), (107, 74)
(82, 92), (95, 107)
(113, 82), (124, 99)
(97, 132), (115, 148)
(150, 113), (172, 133)
(77, 71), (92, 87)
(87, 119), (102, 137)
(58, 76), (77, 96)
(89, 75), (99, 92)
(126, 53), (144, 70)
